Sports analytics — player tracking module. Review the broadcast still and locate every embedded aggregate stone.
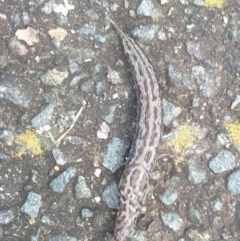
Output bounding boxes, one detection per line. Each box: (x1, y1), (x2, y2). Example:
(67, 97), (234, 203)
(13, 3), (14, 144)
(102, 182), (119, 209)
(131, 231), (147, 241)
(211, 198), (223, 212)
(131, 24), (157, 42)
(188, 203), (202, 224)
(75, 175), (92, 199)
(227, 169), (240, 195)
(0, 208), (15, 224)
(41, 215), (57, 226)
(48, 232), (77, 241)
(81, 208), (93, 218)
(50, 167), (77, 193)
(186, 41), (203, 59)
(209, 150), (235, 173)
(187, 158), (206, 184)
(136, 0), (154, 17)
(161, 212), (183, 232)
(231, 95), (240, 109)
(160, 189), (178, 205)
(31, 103), (55, 129)
(102, 104), (120, 123)
(163, 99), (181, 127)
(20, 191), (42, 218)
(216, 133), (229, 146)
(102, 137), (130, 172)
(30, 228), (41, 241)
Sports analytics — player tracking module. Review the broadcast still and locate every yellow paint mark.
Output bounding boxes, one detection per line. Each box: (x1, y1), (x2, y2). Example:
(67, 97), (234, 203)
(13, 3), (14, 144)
(205, 0), (224, 8)
(15, 130), (43, 157)
(224, 121), (240, 146)
(170, 125), (197, 153)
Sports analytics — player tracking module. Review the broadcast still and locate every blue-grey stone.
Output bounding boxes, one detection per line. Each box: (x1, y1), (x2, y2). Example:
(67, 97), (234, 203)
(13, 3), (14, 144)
(102, 104), (120, 123)
(211, 198), (223, 212)
(75, 175), (92, 199)
(0, 208), (15, 224)
(41, 215), (57, 226)
(167, 64), (195, 91)
(216, 133), (229, 146)
(0, 129), (14, 142)
(41, 0), (54, 14)
(90, 63), (101, 75)
(186, 41), (203, 59)
(95, 81), (105, 95)
(94, 34), (106, 43)
(162, 129), (179, 143)
(186, 24), (196, 32)
(0, 152), (10, 161)
(31, 103), (55, 129)
(80, 80), (92, 93)
(131, 231), (147, 241)
(161, 212), (183, 232)
(102, 137), (130, 172)
(160, 189), (178, 205)
(187, 158), (206, 184)
(70, 74), (85, 86)
(227, 169), (240, 195)
(30, 228), (41, 241)
(188, 203), (202, 224)
(163, 99), (181, 127)
(232, 58), (240, 72)
(131, 24), (157, 42)
(78, 22), (96, 36)
(190, 0), (204, 6)
(20, 191), (42, 218)
(137, 0), (154, 17)
(48, 232), (77, 241)
(209, 150), (235, 173)
(102, 182), (119, 209)
(50, 167), (77, 193)
(57, 15), (68, 26)
(81, 208), (93, 218)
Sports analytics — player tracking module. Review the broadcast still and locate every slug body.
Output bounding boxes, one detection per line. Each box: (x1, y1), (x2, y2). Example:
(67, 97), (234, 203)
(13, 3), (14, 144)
(111, 21), (162, 241)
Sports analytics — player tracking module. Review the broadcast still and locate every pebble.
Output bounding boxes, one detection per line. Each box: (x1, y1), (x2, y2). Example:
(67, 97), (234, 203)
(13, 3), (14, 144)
(107, 69), (123, 85)
(102, 104), (120, 123)
(187, 158), (206, 184)
(0, 129), (14, 142)
(227, 169), (240, 195)
(40, 69), (68, 86)
(131, 230), (147, 241)
(136, 0), (154, 17)
(131, 24), (157, 42)
(90, 63), (101, 75)
(0, 152), (11, 161)
(188, 203), (202, 224)
(160, 0), (170, 5)
(70, 74), (85, 86)
(160, 189), (178, 205)
(162, 99), (181, 127)
(65, 135), (87, 147)
(209, 150), (235, 173)
(216, 133), (229, 146)
(41, 215), (57, 226)
(81, 208), (93, 218)
(231, 95), (240, 109)
(102, 182), (119, 209)
(186, 228), (211, 241)
(0, 208), (15, 224)
(48, 232), (77, 241)
(211, 198), (223, 212)
(31, 103), (55, 129)
(161, 212), (183, 232)
(97, 122), (110, 140)
(75, 175), (92, 199)
(102, 137), (130, 172)
(190, 0), (204, 6)
(20, 191), (42, 218)
(50, 167), (77, 193)
(186, 41), (203, 59)
(30, 228), (41, 241)
(80, 80), (92, 93)
(94, 34), (107, 43)
(41, 0), (54, 14)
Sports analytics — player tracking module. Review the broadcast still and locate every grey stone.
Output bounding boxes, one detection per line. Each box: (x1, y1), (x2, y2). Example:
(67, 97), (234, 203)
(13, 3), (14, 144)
(231, 95), (240, 109)
(80, 80), (92, 93)
(94, 34), (106, 43)
(75, 175), (92, 199)
(187, 158), (206, 184)
(48, 232), (77, 241)
(50, 167), (77, 193)
(186, 41), (203, 59)
(41, 215), (57, 226)
(163, 99), (181, 127)
(0, 208), (15, 224)
(0, 129), (14, 142)
(78, 22), (96, 36)
(70, 74), (85, 86)
(31, 103), (55, 129)
(211, 198), (223, 212)
(102, 137), (130, 172)
(41, 0), (54, 14)
(131, 25), (157, 42)
(90, 63), (101, 75)
(186, 228), (211, 241)
(216, 133), (229, 146)
(160, 189), (178, 205)
(188, 203), (202, 224)
(161, 212), (183, 232)
(81, 208), (93, 218)
(102, 104), (120, 123)
(102, 182), (119, 209)
(20, 191), (42, 218)
(209, 150), (235, 173)
(30, 228), (41, 241)
(131, 230), (147, 241)
(227, 169), (240, 195)
(190, 0), (205, 6)
(137, 0), (154, 17)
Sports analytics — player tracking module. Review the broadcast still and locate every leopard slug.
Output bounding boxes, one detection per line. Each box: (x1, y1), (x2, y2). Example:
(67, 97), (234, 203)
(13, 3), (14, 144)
(109, 20), (162, 241)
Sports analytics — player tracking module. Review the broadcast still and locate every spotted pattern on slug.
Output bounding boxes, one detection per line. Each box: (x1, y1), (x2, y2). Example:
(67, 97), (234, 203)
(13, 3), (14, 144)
(110, 21), (162, 241)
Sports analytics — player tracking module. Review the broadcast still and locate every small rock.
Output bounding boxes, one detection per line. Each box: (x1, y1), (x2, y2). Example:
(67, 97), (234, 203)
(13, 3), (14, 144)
(102, 137), (130, 172)
(211, 198), (223, 212)
(163, 99), (181, 127)
(41, 215), (57, 226)
(107, 68), (123, 85)
(0, 152), (11, 161)
(227, 169), (240, 195)
(186, 228), (211, 241)
(90, 63), (101, 75)
(160, 189), (178, 205)
(131, 230), (147, 241)
(80, 80), (92, 93)
(20, 191), (42, 218)
(190, 0), (204, 6)
(160, 0), (170, 5)
(187, 158), (206, 184)
(9, 38), (28, 55)
(68, 59), (79, 74)
(102, 182), (119, 209)
(136, 0), (154, 17)
(131, 24), (157, 42)
(41, 0), (54, 14)
(188, 203), (202, 224)
(70, 74), (85, 86)
(209, 150), (235, 173)
(161, 212), (183, 232)
(40, 69), (68, 86)
(97, 122), (110, 139)
(102, 104), (120, 124)
(231, 95), (240, 109)
(75, 175), (92, 199)
(30, 228), (41, 241)
(0, 129), (14, 143)
(15, 27), (39, 46)
(65, 136), (87, 147)
(50, 167), (77, 193)
(81, 208), (93, 218)
(0, 208), (15, 224)
(216, 133), (229, 146)
(186, 41), (203, 59)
